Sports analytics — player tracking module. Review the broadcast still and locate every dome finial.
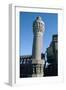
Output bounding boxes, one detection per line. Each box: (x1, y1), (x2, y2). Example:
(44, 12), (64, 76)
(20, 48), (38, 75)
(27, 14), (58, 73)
(36, 16), (42, 20)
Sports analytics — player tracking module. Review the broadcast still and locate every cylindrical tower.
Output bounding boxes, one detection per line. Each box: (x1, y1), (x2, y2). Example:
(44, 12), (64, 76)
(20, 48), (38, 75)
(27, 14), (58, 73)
(32, 16), (45, 77)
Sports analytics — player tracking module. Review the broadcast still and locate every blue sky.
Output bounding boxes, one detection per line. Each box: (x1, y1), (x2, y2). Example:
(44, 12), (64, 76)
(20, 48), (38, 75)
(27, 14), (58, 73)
(20, 12), (58, 56)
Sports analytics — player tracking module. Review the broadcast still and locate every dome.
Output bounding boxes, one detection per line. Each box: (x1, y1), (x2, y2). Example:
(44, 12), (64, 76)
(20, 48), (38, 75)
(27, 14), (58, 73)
(33, 16), (45, 33)
(33, 16), (44, 25)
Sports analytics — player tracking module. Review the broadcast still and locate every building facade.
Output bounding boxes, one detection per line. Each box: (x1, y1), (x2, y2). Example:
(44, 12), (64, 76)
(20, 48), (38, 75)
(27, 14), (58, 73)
(44, 35), (58, 76)
(20, 54), (45, 78)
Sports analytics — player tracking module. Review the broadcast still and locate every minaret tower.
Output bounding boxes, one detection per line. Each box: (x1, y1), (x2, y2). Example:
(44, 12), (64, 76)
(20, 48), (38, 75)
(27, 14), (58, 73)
(32, 16), (45, 77)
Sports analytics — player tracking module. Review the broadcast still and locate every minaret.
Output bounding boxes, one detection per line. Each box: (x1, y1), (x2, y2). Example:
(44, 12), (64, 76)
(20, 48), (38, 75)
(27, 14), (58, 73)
(32, 16), (45, 77)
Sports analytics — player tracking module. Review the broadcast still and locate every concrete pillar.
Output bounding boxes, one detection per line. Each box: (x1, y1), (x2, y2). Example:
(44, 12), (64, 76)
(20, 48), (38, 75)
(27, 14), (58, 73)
(32, 16), (45, 77)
